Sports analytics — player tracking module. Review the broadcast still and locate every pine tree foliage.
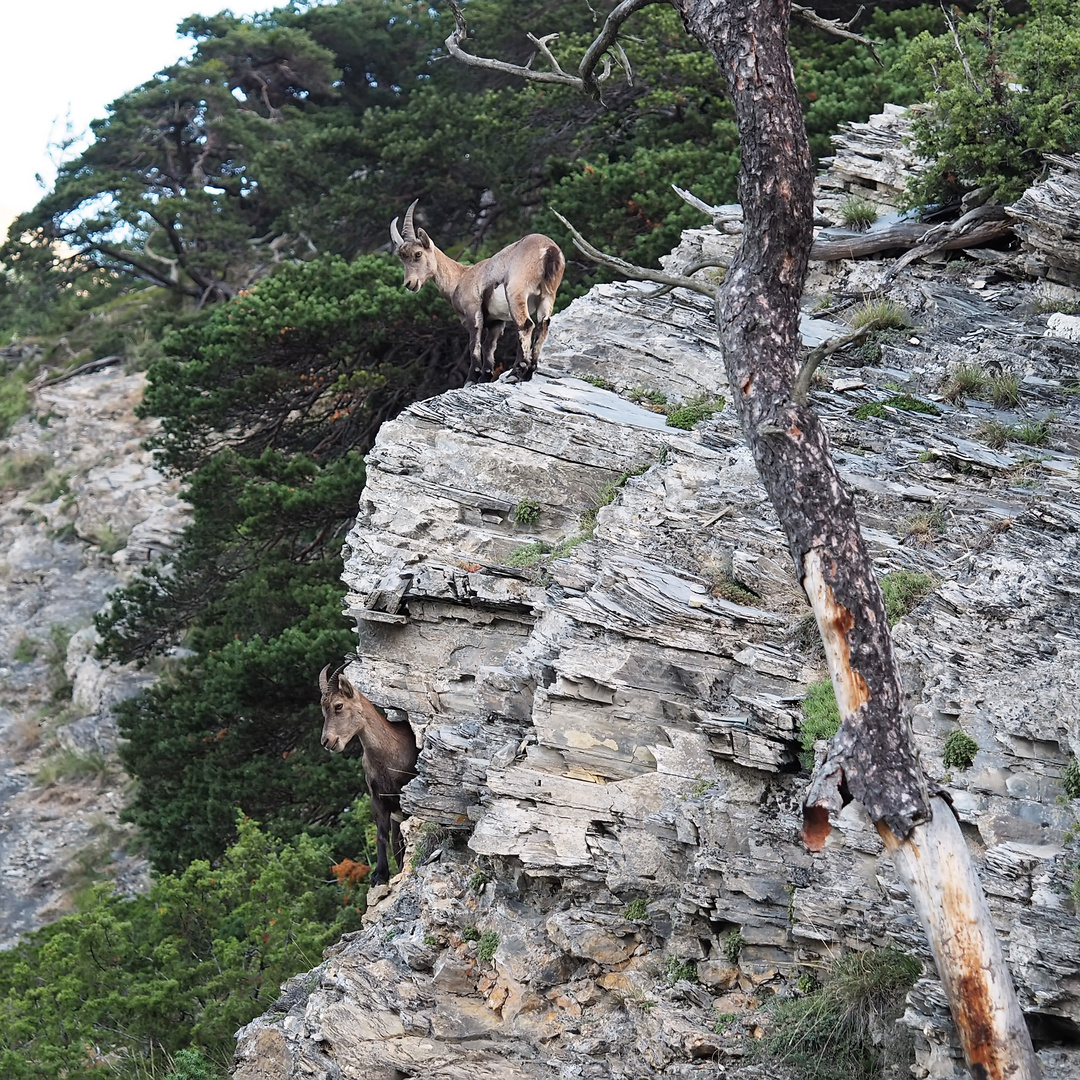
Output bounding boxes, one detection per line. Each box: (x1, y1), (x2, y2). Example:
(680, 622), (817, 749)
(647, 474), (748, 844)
(0, 817), (367, 1079)
(95, 256), (468, 871)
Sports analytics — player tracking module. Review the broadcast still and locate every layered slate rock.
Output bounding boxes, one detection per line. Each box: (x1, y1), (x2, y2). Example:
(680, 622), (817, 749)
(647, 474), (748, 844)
(0, 367), (188, 942)
(1010, 154), (1080, 290)
(235, 234), (1080, 1080)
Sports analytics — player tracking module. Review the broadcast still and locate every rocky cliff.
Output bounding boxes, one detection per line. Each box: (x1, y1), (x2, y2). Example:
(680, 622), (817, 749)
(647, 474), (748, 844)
(0, 358), (187, 943)
(232, 211), (1080, 1079)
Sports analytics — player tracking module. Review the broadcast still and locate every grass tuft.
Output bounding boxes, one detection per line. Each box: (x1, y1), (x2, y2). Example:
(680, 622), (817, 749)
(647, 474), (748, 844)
(760, 948), (920, 1080)
(837, 195), (880, 230)
(800, 679), (840, 768)
(880, 569), (935, 626)
(665, 394), (725, 430)
(846, 298), (911, 331)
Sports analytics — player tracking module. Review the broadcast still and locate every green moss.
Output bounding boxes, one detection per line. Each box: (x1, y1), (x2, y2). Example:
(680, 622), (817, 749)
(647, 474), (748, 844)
(942, 730), (979, 771)
(881, 393), (940, 415)
(854, 402), (887, 420)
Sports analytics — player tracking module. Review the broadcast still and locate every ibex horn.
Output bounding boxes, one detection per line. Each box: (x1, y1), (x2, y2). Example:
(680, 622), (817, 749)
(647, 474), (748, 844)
(402, 199), (419, 241)
(318, 663), (332, 694)
(390, 216), (404, 251)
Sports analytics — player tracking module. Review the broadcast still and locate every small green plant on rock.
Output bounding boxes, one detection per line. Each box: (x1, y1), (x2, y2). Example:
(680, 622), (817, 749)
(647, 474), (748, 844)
(410, 822), (448, 869)
(623, 897), (650, 921)
(462, 925), (481, 942)
(989, 373), (1020, 408)
(12, 636), (38, 663)
(627, 387), (668, 409)
(512, 498), (541, 527)
(581, 374), (616, 391)
(903, 509), (946, 545)
(1013, 418), (1052, 447)
(723, 930), (746, 963)
(468, 867), (492, 893)
(1063, 757), (1080, 800)
(942, 730), (979, 771)
(939, 363), (987, 404)
(708, 571), (760, 606)
(0, 452), (51, 492)
(663, 956), (699, 985)
(505, 541), (549, 568)
(477, 930), (499, 963)
(714, 1011), (737, 1033)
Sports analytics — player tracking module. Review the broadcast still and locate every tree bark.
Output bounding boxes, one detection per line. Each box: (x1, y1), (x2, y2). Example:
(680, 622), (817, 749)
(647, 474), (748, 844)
(671, 1), (1039, 1076)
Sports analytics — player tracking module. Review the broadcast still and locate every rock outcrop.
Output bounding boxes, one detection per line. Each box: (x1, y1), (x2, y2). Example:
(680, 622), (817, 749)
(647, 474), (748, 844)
(234, 222), (1080, 1078)
(0, 364), (188, 943)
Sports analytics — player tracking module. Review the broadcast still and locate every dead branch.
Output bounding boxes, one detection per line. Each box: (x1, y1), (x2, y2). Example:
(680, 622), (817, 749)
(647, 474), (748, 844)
(550, 210), (720, 298)
(445, 0), (661, 98)
(791, 3), (882, 63)
(791, 317), (889, 405)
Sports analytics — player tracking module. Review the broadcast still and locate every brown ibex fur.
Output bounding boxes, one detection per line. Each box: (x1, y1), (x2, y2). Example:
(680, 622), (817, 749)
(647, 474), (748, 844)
(319, 663), (419, 885)
(390, 200), (565, 385)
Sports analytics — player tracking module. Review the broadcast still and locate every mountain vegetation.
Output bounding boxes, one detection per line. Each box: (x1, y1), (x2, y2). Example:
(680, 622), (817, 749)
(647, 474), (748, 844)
(1, 1), (1078, 1076)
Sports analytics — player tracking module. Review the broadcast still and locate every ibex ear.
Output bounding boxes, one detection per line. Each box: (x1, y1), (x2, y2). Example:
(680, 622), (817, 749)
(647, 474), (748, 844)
(417, 228), (432, 250)
(337, 675), (357, 698)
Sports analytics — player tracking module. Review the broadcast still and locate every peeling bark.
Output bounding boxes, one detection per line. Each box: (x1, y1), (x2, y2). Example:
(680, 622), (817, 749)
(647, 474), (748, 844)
(880, 799), (1041, 1080)
(671, 0), (1039, 1075)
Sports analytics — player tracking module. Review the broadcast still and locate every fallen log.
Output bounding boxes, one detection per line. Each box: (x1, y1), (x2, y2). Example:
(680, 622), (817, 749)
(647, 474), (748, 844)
(810, 218), (1014, 263)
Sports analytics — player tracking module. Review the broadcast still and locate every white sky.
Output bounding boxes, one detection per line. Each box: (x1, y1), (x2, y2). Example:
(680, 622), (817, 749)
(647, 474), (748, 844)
(0, 0), (273, 239)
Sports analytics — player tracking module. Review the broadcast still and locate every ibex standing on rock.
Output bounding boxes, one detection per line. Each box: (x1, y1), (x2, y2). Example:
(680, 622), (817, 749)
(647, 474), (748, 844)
(390, 200), (565, 384)
(319, 662), (419, 885)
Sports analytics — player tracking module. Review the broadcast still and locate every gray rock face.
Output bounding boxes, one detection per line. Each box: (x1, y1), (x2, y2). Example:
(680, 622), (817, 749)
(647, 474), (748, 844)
(234, 225), (1080, 1079)
(0, 367), (188, 943)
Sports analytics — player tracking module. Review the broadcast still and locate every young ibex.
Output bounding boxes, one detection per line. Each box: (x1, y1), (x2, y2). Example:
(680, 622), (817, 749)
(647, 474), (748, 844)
(319, 662), (419, 886)
(390, 200), (565, 384)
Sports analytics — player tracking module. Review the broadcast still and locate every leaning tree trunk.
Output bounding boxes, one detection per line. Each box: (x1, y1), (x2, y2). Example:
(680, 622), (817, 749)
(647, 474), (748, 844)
(671, 1), (1039, 1076)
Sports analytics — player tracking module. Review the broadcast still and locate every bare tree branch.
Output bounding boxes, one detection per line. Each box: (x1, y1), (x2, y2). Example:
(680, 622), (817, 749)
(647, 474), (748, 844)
(550, 209), (720, 298)
(791, 3), (882, 63)
(445, 0), (661, 97)
(791, 317), (888, 405)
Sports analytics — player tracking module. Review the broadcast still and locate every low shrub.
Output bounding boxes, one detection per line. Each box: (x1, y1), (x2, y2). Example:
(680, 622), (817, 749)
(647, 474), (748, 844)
(942, 729), (979, 770)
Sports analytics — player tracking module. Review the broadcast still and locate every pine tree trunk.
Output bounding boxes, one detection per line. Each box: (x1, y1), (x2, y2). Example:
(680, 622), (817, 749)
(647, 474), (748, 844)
(670, 1), (1040, 1076)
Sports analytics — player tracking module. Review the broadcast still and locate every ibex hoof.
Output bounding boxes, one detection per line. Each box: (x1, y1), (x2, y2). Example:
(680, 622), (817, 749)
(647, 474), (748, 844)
(498, 371), (520, 384)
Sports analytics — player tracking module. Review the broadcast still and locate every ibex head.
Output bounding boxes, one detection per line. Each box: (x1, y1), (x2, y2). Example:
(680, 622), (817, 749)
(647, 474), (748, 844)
(389, 199), (437, 293)
(319, 661), (368, 753)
